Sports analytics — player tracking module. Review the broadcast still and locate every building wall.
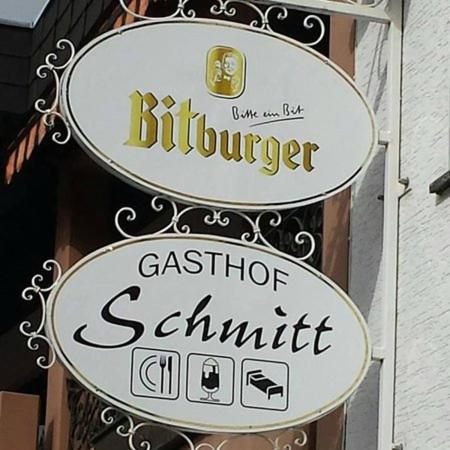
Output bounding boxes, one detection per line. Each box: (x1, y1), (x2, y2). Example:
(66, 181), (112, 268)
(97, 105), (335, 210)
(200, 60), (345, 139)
(347, 1), (450, 449)
(395, 0), (449, 447)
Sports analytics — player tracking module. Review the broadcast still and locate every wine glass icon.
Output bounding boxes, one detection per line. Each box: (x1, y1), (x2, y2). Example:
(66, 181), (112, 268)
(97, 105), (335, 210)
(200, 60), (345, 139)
(201, 358), (220, 402)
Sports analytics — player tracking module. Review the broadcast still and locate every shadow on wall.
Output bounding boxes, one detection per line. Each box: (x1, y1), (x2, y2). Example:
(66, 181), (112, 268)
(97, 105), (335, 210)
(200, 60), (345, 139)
(350, 147), (385, 323)
(345, 3), (414, 446)
(346, 130), (386, 450)
(345, 363), (380, 450)
(356, 0), (412, 119)
(350, 0), (414, 322)
(357, 23), (388, 120)
(355, 0), (413, 119)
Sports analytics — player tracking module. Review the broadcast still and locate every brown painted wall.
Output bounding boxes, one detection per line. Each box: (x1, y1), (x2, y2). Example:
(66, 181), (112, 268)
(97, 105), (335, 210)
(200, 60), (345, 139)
(0, 392), (39, 450)
(45, 154), (115, 450)
(315, 13), (355, 450)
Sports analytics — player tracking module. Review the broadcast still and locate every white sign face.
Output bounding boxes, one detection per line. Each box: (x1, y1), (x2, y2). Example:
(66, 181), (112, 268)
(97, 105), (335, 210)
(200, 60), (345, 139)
(47, 235), (370, 433)
(60, 20), (376, 210)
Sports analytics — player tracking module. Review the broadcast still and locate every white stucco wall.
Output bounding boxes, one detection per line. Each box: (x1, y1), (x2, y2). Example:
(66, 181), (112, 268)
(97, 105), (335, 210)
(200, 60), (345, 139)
(395, 0), (449, 447)
(347, 1), (450, 449)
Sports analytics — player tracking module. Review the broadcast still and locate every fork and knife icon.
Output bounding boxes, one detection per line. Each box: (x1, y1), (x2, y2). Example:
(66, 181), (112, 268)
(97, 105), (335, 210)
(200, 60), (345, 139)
(139, 353), (174, 395)
(159, 354), (173, 394)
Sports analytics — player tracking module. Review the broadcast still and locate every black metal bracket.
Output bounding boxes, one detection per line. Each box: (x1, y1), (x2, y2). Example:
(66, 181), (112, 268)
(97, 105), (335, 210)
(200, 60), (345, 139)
(429, 171), (450, 196)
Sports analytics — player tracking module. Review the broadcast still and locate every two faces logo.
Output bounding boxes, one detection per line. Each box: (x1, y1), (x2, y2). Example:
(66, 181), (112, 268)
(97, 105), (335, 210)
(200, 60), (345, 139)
(206, 46), (246, 98)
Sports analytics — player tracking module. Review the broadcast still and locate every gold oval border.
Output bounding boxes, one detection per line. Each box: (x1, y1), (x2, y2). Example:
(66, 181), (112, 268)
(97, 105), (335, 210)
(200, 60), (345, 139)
(59, 19), (377, 211)
(46, 234), (371, 433)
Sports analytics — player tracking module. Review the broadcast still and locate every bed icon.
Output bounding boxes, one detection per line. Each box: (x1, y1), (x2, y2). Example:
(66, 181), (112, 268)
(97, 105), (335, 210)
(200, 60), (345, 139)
(246, 369), (284, 400)
(241, 359), (289, 411)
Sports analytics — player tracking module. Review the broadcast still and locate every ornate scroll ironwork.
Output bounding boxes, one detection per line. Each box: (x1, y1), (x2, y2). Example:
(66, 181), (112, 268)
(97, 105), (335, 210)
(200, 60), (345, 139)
(101, 406), (308, 450)
(115, 196), (318, 262)
(119, 0), (196, 20)
(34, 39), (75, 145)
(341, 0), (384, 7)
(210, 1), (325, 46)
(119, 0), (326, 47)
(265, 203), (322, 267)
(20, 260), (62, 369)
(68, 380), (106, 450)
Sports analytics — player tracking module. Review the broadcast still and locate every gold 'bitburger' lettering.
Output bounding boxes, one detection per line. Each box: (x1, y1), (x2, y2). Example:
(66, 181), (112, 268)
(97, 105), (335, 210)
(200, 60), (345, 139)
(124, 90), (319, 176)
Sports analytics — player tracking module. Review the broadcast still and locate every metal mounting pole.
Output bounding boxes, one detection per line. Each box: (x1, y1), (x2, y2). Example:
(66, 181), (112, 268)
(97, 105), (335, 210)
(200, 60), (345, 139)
(378, 1), (403, 450)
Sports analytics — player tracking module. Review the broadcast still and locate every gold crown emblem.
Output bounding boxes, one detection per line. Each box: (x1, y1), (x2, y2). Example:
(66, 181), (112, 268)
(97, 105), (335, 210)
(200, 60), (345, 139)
(206, 46), (246, 98)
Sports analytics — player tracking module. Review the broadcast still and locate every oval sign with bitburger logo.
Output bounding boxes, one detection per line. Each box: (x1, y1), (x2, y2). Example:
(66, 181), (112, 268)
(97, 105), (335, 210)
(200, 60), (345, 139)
(60, 20), (376, 210)
(46, 235), (371, 433)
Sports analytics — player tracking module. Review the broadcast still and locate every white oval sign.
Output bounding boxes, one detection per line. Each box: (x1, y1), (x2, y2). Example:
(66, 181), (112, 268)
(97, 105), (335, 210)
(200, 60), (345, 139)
(60, 20), (376, 210)
(47, 235), (370, 432)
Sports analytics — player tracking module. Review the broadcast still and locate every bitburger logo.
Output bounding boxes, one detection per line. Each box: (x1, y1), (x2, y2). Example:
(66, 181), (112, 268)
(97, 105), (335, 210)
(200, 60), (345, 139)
(123, 46), (319, 177)
(206, 46), (246, 98)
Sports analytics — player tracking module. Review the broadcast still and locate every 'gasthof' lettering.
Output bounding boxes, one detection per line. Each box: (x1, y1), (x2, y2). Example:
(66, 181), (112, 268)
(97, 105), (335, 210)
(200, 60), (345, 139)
(124, 90), (320, 176)
(137, 248), (290, 293)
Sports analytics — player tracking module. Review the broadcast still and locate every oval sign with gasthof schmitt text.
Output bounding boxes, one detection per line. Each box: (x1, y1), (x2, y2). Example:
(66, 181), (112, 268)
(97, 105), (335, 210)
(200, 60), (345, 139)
(60, 20), (376, 210)
(46, 235), (371, 433)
